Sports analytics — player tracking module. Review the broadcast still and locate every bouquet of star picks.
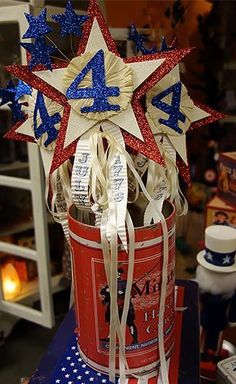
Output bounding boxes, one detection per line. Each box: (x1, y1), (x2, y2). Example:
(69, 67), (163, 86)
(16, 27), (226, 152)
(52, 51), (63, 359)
(1, 0), (223, 383)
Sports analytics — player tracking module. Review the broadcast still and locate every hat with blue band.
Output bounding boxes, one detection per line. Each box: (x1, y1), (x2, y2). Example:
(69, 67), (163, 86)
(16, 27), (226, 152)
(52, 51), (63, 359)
(197, 225), (236, 273)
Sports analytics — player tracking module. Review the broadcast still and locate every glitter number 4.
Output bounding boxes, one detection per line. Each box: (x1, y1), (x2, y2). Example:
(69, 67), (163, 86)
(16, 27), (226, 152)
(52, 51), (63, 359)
(151, 82), (186, 134)
(66, 49), (120, 113)
(33, 92), (61, 147)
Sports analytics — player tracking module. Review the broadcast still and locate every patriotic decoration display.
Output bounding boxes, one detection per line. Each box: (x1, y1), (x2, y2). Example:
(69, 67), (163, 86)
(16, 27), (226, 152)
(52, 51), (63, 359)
(1, 0), (224, 383)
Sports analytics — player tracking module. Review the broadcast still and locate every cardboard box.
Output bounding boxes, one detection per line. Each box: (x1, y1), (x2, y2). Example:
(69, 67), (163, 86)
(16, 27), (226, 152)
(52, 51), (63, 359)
(218, 152), (236, 208)
(205, 195), (236, 228)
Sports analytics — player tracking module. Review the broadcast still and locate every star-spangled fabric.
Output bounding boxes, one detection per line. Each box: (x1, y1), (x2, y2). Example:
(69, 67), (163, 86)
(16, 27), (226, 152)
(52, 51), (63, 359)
(49, 333), (171, 384)
(50, 334), (116, 384)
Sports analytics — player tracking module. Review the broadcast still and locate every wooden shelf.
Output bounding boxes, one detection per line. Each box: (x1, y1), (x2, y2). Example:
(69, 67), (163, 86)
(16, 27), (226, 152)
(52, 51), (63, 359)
(9, 274), (64, 306)
(0, 161), (29, 173)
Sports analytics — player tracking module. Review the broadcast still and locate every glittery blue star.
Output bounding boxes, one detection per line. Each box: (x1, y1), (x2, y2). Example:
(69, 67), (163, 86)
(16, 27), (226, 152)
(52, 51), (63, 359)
(128, 24), (157, 55)
(9, 100), (25, 122)
(0, 79), (16, 106)
(15, 80), (32, 100)
(51, 0), (89, 37)
(160, 37), (173, 52)
(22, 9), (53, 39)
(21, 37), (57, 71)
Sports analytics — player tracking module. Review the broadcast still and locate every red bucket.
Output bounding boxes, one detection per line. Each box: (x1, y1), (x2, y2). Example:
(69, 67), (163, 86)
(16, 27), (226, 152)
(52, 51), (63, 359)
(69, 200), (175, 375)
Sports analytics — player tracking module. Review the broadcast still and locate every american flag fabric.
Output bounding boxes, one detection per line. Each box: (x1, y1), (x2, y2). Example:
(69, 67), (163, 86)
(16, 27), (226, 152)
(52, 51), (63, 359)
(49, 287), (184, 384)
(50, 334), (171, 384)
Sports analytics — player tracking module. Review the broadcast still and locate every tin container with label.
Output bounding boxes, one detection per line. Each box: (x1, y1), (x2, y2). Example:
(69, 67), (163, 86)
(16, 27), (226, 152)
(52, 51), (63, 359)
(69, 200), (175, 376)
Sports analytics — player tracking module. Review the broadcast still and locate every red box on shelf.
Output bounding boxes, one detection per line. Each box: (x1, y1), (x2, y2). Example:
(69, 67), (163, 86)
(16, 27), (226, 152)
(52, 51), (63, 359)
(6, 257), (37, 282)
(205, 195), (236, 228)
(218, 152), (236, 208)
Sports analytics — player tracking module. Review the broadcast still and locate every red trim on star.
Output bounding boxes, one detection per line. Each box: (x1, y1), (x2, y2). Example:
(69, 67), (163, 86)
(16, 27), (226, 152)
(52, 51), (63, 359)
(190, 101), (226, 131)
(4, 0), (193, 174)
(77, 0), (120, 57)
(5, 64), (68, 107)
(178, 101), (225, 185)
(4, 117), (36, 144)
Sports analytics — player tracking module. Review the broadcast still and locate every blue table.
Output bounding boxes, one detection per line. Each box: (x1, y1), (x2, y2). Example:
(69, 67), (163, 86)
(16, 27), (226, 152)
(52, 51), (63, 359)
(29, 280), (200, 384)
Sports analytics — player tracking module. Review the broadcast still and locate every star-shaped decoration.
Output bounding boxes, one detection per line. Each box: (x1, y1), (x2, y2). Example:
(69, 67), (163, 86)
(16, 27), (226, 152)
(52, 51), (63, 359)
(128, 24), (157, 55)
(223, 255), (231, 265)
(21, 37), (57, 71)
(0, 79), (16, 106)
(22, 9), (53, 39)
(51, 0), (89, 37)
(146, 64), (225, 184)
(9, 100), (25, 122)
(206, 251), (213, 261)
(6, 0), (189, 174)
(55, 380), (60, 383)
(15, 80), (32, 100)
(61, 367), (66, 372)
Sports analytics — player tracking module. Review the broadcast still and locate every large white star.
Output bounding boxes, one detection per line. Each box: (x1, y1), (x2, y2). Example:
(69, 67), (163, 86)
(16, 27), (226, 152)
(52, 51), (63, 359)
(33, 17), (165, 149)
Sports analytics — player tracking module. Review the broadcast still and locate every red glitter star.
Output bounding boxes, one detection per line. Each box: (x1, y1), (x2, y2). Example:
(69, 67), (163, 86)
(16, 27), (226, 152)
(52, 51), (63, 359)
(5, 0), (190, 174)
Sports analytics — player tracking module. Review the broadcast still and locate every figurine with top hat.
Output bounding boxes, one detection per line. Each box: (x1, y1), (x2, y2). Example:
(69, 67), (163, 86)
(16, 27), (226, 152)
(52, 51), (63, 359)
(196, 225), (236, 379)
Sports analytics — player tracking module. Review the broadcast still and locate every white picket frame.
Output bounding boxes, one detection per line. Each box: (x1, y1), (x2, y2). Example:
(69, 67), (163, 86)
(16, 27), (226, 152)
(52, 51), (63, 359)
(0, 2), (54, 327)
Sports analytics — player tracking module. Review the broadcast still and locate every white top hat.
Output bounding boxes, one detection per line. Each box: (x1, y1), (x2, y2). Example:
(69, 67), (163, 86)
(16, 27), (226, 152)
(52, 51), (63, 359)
(197, 225), (236, 273)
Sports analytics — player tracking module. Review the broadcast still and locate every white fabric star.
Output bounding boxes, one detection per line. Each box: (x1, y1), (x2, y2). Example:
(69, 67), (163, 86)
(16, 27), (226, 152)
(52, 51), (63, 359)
(73, 369), (78, 373)
(66, 356), (71, 360)
(85, 370), (90, 374)
(206, 251), (213, 261)
(65, 374), (70, 378)
(61, 367), (66, 371)
(55, 380), (60, 383)
(77, 376), (82, 380)
(223, 255), (231, 265)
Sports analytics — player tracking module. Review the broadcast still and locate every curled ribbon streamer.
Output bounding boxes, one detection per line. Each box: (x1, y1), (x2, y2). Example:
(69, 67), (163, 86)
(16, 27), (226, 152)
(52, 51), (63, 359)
(161, 138), (188, 216)
(49, 160), (73, 241)
(108, 145), (171, 384)
(128, 154), (148, 198)
(90, 131), (170, 383)
(101, 122), (128, 250)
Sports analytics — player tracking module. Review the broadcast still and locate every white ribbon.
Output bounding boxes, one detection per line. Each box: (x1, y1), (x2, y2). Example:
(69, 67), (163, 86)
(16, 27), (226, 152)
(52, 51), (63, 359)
(70, 121), (171, 384)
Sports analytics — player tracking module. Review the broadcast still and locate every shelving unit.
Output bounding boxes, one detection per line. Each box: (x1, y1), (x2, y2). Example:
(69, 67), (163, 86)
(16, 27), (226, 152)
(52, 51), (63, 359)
(0, 1), (55, 328)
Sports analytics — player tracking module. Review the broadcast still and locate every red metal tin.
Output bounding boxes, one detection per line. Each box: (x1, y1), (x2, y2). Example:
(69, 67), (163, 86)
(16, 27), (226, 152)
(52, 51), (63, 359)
(69, 201), (176, 375)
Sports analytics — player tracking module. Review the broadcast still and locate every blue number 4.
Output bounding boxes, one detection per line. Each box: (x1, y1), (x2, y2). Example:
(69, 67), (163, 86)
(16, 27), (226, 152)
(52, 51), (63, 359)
(66, 49), (120, 114)
(33, 92), (61, 147)
(152, 82), (186, 134)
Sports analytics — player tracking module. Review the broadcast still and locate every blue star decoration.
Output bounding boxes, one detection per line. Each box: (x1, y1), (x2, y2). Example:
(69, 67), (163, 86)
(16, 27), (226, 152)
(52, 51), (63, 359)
(0, 79), (25, 121)
(128, 24), (157, 55)
(15, 80), (32, 100)
(22, 8), (53, 39)
(51, 0), (89, 37)
(160, 36), (173, 52)
(9, 101), (25, 122)
(21, 37), (57, 71)
(0, 79), (16, 106)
